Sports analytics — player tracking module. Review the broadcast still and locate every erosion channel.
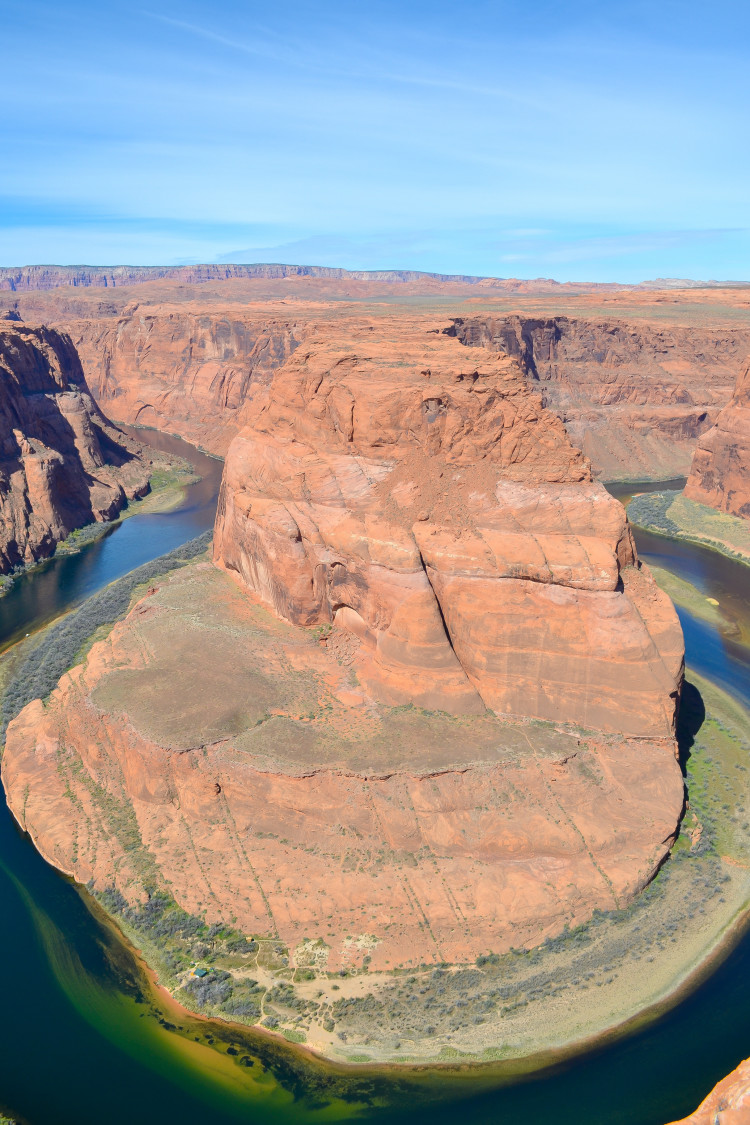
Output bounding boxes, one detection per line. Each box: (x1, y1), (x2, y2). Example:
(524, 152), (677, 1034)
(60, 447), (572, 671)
(0, 440), (747, 1125)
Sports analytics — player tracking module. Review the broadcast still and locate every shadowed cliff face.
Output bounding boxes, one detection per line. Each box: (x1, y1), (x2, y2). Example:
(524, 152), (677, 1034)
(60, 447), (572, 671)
(450, 315), (750, 480)
(214, 318), (684, 738)
(685, 358), (750, 519)
(0, 321), (156, 571)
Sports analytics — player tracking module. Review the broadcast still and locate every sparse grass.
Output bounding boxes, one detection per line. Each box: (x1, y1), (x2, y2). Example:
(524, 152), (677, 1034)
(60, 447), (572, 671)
(628, 491), (750, 565)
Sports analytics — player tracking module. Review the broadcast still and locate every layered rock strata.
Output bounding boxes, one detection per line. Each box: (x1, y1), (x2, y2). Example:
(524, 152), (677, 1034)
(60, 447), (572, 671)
(2, 318), (687, 977)
(214, 319), (684, 737)
(5, 282), (748, 475)
(685, 359), (750, 518)
(0, 320), (156, 571)
(2, 561), (685, 971)
(451, 315), (750, 480)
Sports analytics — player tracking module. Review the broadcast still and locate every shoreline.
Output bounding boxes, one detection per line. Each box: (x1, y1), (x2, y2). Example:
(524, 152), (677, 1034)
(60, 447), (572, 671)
(0, 463), (200, 600)
(76, 845), (750, 1083)
(45, 662), (749, 1078)
(627, 490), (750, 568)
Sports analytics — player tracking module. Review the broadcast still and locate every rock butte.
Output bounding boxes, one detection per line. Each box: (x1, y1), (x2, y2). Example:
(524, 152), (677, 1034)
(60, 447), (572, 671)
(685, 357), (750, 520)
(0, 319), (156, 572)
(4, 319), (686, 974)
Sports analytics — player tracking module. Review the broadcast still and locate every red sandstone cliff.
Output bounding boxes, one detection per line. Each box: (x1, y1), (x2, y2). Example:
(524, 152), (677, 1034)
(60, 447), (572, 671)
(684, 359), (750, 519)
(451, 315), (748, 480)
(1, 316), (686, 979)
(214, 318), (684, 736)
(7, 283), (746, 475)
(0, 320), (156, 571)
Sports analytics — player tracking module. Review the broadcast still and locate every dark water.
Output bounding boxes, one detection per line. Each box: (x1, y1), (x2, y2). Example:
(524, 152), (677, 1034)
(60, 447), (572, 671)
(0, 463), (748, 1124)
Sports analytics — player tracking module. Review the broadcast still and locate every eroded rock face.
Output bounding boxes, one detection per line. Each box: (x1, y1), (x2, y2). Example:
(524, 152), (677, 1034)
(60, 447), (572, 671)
(214, 319), (684, 737)
(685, 359), (750, 519)
(73, 310), (306, 455)
(667, 1059), (750, 1124)
(0, 321), (154, 571)
(7, 282), (748, 475)
(451, 315), (750, 480)
(1, 317), (688, 978)
(2, 562), (685, 972)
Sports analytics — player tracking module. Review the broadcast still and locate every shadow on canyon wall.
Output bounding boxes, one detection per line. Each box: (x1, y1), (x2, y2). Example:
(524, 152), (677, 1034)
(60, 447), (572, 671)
(677, 680), (706, 776)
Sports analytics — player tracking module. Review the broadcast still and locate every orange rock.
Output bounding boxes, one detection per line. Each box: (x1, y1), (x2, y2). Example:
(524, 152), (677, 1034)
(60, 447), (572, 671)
(2, 562), (685, 972)
(214, 319), (683, 736)
(685, 358), (750, 519)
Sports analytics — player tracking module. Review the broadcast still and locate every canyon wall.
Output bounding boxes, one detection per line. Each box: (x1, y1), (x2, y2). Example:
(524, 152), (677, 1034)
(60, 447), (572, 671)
(69, 308), (307, 455)
(4, 282), (748, 476)
(0, 320), (156, 571)
(684, 358), (750, 519)
(451, 315), (750, 480)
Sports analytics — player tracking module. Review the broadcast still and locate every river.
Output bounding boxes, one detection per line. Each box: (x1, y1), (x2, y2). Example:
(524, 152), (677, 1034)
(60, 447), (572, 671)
(0, 453), (747, 1125)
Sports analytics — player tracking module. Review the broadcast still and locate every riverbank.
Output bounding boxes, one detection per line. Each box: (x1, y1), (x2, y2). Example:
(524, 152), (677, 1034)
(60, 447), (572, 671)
(628, 491), (750, 566)
(646, 564), (740, 635)
(0, 461), (200, 599)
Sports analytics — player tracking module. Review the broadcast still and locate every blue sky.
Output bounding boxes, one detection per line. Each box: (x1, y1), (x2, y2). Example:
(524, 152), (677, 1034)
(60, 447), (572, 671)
(2, 0), (748, 280)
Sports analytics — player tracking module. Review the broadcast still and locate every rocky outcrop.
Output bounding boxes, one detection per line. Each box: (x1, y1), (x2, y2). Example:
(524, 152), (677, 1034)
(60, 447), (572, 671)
(684, 359), (750, 518)
(0, 321), (156, 571)
(5, 282), (748, 475)
(214, 318), (684, 737)
(667, 1059), (750, 1124)
(450, 315), (750, 480)
(2, 560), (685, 973)
(2, 316), (687, 984)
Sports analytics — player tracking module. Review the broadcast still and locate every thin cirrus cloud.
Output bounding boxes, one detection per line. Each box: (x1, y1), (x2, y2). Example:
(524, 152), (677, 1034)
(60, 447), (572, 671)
(1, 0), (748, 280)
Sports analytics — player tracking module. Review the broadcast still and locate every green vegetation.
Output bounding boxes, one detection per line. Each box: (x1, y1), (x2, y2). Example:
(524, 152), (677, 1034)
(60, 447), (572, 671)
(628, 490), (750, 565)
(79, 671), (750, 1064)
(0, 461), (200, 598)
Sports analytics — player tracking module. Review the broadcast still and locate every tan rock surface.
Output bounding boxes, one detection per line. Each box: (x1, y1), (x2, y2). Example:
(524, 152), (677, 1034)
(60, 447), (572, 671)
(214, 318), (684, 736)
(667, 1059), (750, 1124)
(2, 562), (685, 972)
(0, 320), (159, 571)
(685, 359), (750, 519)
